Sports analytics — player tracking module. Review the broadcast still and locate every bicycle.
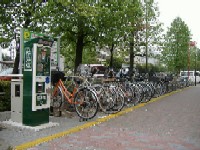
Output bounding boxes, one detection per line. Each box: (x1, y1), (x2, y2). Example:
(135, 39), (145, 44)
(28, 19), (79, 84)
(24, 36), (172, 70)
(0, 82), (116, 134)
(77, 75), (125, 114)
(51, 72), (99, 120)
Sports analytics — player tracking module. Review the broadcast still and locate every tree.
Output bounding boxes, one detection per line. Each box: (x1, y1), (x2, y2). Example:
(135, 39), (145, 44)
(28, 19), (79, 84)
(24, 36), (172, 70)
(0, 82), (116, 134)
(0, 0), (163, 75)
(123, 0), (143, 77)
(40, 1), (100, 73)
(161, 17), (191, 73)
(96, 1), (128, 69)
(0, 1), (49, 73)
(123, 0), (162, 78)
(141, 0), (163, 73)
(189, 46), (200, 71)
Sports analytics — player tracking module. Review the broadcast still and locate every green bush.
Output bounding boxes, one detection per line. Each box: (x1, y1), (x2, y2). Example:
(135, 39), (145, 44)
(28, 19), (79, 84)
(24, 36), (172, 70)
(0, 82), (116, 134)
(0, 81), (11, 112)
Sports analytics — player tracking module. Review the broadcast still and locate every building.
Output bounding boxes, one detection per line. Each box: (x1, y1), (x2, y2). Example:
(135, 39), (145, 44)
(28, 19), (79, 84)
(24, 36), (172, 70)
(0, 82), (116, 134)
(0, 46), (15, 74)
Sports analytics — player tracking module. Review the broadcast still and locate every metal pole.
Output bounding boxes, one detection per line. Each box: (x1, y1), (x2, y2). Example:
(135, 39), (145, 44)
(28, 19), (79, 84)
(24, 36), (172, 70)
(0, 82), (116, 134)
(195, 47), (197, 86)
(19, 28), (23, 74)
(0, 45), (2, 71)
(145, 0), (148, 74)
(187, 44), (190, 80)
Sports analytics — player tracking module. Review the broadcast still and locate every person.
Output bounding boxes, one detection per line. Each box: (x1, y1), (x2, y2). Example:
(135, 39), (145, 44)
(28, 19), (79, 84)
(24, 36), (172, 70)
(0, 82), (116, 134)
(108, 68), (114, 78)
(91, 66), (99, 77)
(121, 68), (129, 78)
(115, 68), (122, 78)
(104, 67), (109, 78)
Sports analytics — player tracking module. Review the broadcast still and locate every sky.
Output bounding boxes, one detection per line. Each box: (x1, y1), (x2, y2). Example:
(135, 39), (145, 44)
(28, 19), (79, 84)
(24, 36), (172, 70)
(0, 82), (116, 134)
(155, 0), (200, 47)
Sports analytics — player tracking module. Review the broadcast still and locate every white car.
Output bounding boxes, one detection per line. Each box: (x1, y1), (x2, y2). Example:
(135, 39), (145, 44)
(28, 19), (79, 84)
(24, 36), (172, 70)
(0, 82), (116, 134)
(180, 71), (200, 83)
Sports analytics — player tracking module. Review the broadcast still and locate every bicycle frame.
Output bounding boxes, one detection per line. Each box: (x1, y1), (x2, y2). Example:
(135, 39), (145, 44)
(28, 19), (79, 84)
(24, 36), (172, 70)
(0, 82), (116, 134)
(52, 79), (80, 104)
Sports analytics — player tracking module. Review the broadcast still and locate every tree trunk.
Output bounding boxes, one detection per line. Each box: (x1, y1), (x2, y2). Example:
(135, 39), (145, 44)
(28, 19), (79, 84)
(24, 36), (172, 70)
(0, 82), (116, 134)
(109, 43), (114, 68)
(12, 10), (31, 74)
(129, 41), (134, 80)
(74, 34), (84, 74)
(12, 46), (20, 74)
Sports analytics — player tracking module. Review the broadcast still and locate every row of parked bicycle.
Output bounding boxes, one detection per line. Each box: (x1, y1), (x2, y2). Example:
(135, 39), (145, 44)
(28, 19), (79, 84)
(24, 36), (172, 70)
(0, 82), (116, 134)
(50, 71), (191, 120)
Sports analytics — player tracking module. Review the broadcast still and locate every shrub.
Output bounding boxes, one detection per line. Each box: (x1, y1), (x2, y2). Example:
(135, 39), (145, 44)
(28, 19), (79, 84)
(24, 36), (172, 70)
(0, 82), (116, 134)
(0, 81), (11, 112)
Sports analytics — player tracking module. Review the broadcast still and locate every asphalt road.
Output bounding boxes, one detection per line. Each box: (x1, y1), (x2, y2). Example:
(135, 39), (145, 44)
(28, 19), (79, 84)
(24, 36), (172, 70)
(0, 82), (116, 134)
(1, 85), (200, 150)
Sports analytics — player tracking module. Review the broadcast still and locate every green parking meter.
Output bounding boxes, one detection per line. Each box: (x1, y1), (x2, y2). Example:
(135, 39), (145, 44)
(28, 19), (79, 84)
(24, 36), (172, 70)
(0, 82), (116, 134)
(20, 29), (60, 126)
(23, 39), (53, 126)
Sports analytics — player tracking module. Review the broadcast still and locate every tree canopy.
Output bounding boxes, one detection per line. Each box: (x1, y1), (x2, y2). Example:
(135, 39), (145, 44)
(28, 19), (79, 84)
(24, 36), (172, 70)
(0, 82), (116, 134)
(161, 17), (191, 73)
(0, 0), (166, 74)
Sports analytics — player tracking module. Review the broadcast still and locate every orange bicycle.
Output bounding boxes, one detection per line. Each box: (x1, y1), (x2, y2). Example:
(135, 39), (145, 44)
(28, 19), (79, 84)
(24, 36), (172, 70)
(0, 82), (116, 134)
(51, 72), (99, 119)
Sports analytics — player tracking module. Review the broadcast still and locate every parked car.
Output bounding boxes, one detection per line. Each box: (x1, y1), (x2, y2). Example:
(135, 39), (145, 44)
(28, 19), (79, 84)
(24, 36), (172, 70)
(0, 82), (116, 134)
(180, 71), (200, 83)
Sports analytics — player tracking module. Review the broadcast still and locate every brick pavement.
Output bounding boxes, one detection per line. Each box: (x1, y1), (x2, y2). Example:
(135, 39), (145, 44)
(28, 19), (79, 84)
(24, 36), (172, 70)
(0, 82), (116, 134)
(29, 124), (200, 150)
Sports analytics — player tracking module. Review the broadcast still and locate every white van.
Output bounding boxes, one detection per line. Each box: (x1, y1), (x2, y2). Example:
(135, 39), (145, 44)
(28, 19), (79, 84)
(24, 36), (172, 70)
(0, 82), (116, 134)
(180, 71), (200, 83)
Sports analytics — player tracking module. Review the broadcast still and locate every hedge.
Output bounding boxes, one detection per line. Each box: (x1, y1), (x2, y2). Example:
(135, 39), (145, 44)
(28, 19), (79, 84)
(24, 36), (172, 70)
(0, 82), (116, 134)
(0, 81), (11, 112)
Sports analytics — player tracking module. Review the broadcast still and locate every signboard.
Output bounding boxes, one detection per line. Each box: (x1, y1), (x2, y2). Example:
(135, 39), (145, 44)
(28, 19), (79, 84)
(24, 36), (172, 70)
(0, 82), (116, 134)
(24, 47), (32, 71)
(32, 44), (51, 111)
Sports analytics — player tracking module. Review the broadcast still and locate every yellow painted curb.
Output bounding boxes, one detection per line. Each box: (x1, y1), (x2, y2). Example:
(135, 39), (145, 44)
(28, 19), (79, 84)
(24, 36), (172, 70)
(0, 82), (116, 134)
(14, 87), (190, 150)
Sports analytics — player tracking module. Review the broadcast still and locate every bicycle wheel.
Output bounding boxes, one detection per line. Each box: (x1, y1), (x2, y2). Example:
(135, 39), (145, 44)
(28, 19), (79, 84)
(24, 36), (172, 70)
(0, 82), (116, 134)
(109, 88), (125, 114)
(135, 84), (144, 103)
(97, 86), (116, 114)
(131, 85), (142, 105)
(51, 86), (64, 108)
(121, 85), (133, 106)
(155, 82), (162, 97)
(74, 87), (99, 119)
